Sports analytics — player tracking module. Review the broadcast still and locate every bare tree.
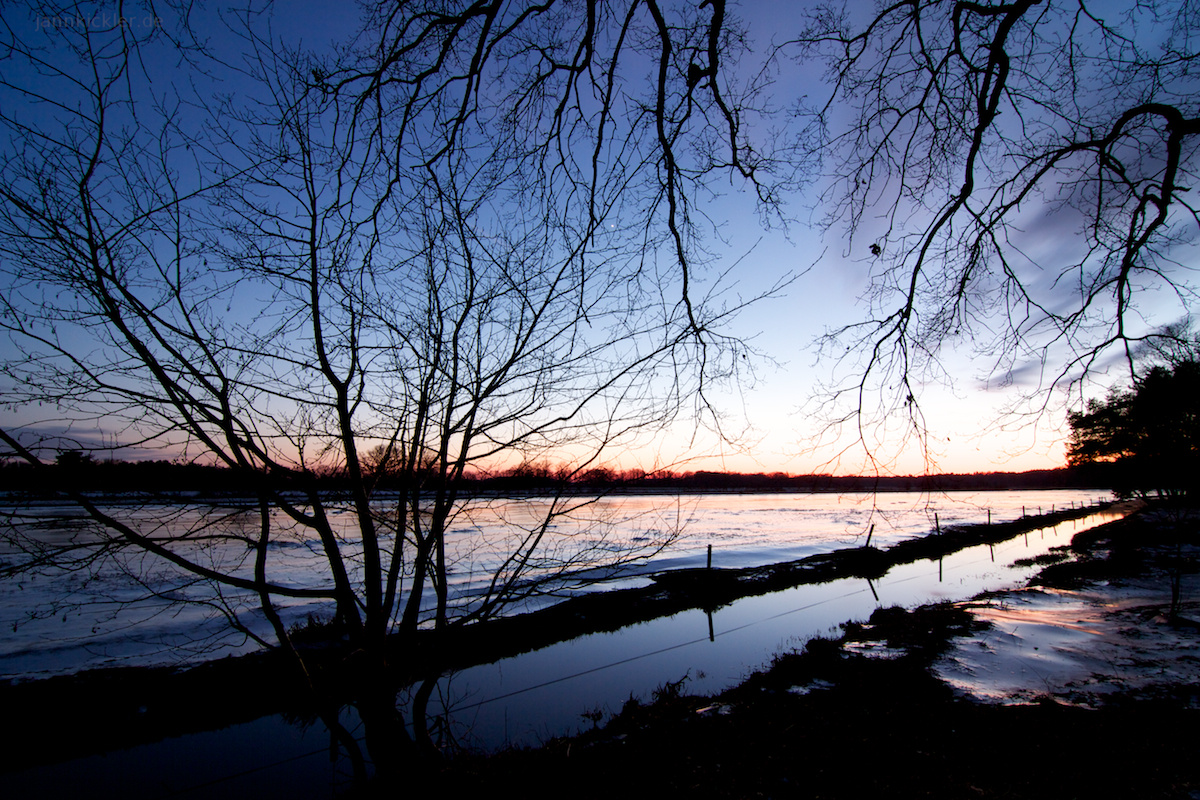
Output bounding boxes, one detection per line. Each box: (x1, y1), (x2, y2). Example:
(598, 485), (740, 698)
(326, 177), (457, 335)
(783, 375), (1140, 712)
(0, 0), (792, 768)
(789, 0), (1200, 466)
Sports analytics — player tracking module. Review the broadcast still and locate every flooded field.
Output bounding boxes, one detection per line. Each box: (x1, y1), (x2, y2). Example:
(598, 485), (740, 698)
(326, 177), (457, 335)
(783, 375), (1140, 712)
(936, 573), (1200, 706)
(0, 489), (1104, 678)
(2, 491), (1128, 799)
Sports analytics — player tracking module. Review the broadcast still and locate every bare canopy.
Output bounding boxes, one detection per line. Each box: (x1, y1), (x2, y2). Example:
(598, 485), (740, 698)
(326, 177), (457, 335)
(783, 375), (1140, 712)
(0, 0), (794, 761)
(791, 0), (1200, 466)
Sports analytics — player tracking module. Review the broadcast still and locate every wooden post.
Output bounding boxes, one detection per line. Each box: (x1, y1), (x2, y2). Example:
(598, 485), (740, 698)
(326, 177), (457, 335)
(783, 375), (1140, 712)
(987, 509), (991, 526)
(865, 523), (875, 548)
(935, 512), (940, 535)
(706, 547), (715, 641)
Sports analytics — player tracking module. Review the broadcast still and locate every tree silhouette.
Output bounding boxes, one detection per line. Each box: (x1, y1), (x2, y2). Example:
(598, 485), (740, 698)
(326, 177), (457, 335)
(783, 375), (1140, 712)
(5, 0), (1197, 777)
(0, 0), (793, 770)
(791, 0), (1200, 465)
(1068, 359), (1200, 497)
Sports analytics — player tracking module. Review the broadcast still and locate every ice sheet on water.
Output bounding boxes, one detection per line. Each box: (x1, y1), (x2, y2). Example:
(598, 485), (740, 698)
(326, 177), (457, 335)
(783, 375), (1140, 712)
(934, 579), (1200, 706)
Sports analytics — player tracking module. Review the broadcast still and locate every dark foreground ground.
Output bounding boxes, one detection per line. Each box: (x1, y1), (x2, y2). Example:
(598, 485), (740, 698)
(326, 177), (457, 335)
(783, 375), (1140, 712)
(423, 505), (1200, 799)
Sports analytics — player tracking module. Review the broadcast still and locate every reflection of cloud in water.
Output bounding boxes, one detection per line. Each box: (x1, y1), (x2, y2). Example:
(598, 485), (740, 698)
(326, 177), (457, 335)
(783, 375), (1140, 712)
(935, 578), (1200, 707)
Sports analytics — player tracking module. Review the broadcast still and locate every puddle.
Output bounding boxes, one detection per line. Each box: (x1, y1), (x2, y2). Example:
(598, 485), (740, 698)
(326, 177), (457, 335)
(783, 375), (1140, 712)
(3, 711), (359, 800)
(935, 575), (1200, 707)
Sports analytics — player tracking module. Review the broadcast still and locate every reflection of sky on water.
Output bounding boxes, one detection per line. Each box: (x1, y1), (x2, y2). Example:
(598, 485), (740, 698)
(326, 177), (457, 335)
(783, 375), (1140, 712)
(936, 573), (1200, 706)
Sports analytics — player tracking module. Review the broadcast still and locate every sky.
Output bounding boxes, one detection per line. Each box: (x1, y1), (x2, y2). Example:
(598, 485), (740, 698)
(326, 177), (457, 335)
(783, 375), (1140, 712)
(611, 0), (1198, 476)
(1, 1), (1193, 478)
(623, 216), (1084, 477)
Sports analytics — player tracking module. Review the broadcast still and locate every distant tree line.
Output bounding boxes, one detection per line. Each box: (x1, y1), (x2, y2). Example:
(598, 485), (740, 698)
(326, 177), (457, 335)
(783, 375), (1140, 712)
(1, 453), (1102, 498)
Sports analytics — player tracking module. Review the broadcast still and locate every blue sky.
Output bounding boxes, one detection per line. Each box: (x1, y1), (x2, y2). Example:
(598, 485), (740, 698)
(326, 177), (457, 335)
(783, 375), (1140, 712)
(2, 1), (1194, 477)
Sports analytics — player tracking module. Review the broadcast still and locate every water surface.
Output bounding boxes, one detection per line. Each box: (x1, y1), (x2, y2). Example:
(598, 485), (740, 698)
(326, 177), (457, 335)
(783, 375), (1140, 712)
(2, 495), (1121, 798)
(0, 488), (1103, 678)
